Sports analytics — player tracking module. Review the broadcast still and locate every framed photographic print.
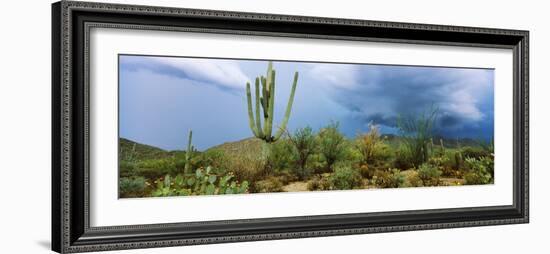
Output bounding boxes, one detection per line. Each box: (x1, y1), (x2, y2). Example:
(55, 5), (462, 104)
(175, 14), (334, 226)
(51, 1), (529, 253)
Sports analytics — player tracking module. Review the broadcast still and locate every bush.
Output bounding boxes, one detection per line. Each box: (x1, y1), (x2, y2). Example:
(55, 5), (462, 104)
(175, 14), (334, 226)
(354, 124), (393, 169)
(373, 169), (405, 188)
(135, 158), (177, 179)
(461, 146), (491, 160)
(306, 154), (327, 174)
(286, 126), (317, 179)
(428, 155), (455, 177)
(358, 164), (374, 179)
(307, 174), (333, 191)
(393, 144), (415, 170)
(397, 106), (438, 166)
(330, 164), (362, 190)
(226, 154), (266, 183)
(317, 122), (347, 172)
(400, 170), (423, 188)
(266, 139), (295, 173)
(355, 124), (382, 165)
(464, 157), (494, 185)
(417, 163), (442, 186)
(119, 160), (137, 178)
(253, 177), (284, 193)
(344, 146), (363, 167)
(119, 177), (146, 197)
(371, 142), (393, 164)
(196, 149), (229, 173)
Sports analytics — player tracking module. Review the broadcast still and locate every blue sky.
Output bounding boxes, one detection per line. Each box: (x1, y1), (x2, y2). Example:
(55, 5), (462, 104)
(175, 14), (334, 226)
(119, 55), (494, 151)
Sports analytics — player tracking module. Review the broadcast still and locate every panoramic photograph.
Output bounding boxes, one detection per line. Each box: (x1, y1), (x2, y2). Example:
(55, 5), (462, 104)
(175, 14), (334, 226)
(118, 55), (495, 198)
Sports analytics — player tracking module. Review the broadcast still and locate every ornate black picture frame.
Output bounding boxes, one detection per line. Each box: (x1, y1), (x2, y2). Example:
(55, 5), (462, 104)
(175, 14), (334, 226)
(52, 1), (529, 253)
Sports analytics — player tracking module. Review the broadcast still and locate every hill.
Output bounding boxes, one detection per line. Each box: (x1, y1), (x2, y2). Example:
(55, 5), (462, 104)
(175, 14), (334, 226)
(206, 137), (263, 159)
(119, 138), (172, 160)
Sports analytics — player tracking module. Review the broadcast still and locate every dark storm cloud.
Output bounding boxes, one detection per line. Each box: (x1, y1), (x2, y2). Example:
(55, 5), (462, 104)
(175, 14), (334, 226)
(311, 64), (494, 139)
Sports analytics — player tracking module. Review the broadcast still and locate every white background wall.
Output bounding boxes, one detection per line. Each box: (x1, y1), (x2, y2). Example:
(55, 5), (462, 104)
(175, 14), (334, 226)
(0, 0), (547, 253)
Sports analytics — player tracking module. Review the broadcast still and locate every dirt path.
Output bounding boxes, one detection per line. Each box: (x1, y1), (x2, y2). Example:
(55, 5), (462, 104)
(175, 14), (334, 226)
(441, 177), (465, 186)
(282, 181), (309, 192)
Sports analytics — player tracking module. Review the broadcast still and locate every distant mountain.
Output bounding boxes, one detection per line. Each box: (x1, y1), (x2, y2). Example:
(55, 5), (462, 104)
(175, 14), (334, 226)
(380, 134), (480, 148)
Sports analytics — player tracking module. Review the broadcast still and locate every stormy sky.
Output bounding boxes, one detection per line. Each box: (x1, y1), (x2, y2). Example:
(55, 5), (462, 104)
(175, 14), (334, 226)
(119, 55), (494, 151)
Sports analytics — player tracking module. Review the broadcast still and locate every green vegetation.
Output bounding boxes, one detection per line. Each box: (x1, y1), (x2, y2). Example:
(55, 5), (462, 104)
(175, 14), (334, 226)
(119, 122), (494, 197)
(286, 126), (316, 179)
(120, 122), (494, 198)
(317, 122), (347, 173)
(397, 106), (438, 167)
(330, 164), (362, 190)
(151, 167), (248, 197)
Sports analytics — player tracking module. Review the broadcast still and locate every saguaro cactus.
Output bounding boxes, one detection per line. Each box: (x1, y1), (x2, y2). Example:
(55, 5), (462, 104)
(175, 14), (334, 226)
(245, 61), (299, 143)
(184, 130), (196, 174)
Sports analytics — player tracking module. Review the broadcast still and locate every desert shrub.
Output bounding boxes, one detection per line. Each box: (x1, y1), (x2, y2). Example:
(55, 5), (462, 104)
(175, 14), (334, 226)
(461, 146), (491, 160)
(358, 164), (374, 179)
(371, 142), (393, 164)
(119, 160), (138, 178)
(355, 124), (382, 165)
(464, 157), (494, 185)
(417, 163), (442, 186)
(399, 170), (424, 188)
(135, 158), (177, 179)
(428, 155), (455, 177)
(344, 146), (363, 167)
(397, 106), (438, 167)
(329, 164), (362, 190)
(286, 126), (317, 180)
(373, 169), (405, 188)
(317, 122), (347, 172)
(227, 154), (266, 183)
(266, 139), (295, 173)
(393, 144), (415, 170)
(440, 150), (461, 172)
(151, 167), (249, 197)
(196, 149), (229, 173)
(119, 177), (146, 197)
(253, 177), (284, 193)
(307, 174), (333, 191)
(306, 154), (327, 174)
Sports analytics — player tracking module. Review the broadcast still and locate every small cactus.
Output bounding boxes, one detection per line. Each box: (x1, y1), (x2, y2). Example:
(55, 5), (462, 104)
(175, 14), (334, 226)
(183, 130), (196, 174)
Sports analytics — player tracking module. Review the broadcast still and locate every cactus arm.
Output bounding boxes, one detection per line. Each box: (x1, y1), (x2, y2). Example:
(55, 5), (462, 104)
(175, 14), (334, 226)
(246, 82), (259, 137)
(265, 70), (276, 141)
(254, 78), (265, 138)
(261, 76), (268, 118)
(273, 71), (299, 141)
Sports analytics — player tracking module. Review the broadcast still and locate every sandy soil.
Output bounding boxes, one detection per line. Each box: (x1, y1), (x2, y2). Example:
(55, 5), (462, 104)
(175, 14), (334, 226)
(282, 181), (309, 192)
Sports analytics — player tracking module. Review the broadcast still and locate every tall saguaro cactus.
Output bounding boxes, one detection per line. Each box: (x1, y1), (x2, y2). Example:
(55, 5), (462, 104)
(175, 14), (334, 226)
(184, 130), (196, 174)
(246, 61), (299, 143)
